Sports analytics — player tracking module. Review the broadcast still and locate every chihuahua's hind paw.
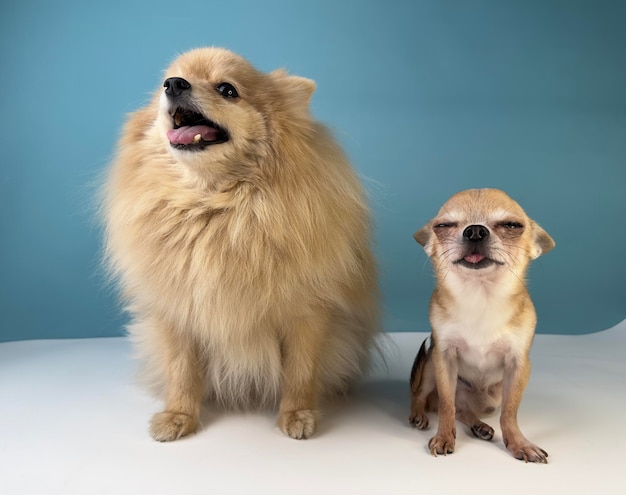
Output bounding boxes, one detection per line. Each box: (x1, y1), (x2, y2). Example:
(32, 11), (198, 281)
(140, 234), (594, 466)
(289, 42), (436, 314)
(409, 413), (429, 430)
(471, 421), (494, 441)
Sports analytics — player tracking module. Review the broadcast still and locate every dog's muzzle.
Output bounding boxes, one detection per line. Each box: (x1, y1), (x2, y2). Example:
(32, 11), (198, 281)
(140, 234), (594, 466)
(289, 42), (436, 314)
(454, 224), (503, 269)
(163, 77), (229, 150)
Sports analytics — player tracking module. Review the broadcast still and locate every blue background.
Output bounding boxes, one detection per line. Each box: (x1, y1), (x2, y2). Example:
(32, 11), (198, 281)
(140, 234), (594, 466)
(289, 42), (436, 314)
(1, 0), (624, 342)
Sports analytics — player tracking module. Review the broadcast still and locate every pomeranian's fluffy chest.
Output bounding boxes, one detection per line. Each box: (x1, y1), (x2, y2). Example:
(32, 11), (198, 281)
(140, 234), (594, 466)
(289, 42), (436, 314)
(125, 180), (287, 332)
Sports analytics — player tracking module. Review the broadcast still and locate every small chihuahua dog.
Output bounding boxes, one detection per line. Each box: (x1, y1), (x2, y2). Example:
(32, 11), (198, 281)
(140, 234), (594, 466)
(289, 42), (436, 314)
(409, 188), (555, 463)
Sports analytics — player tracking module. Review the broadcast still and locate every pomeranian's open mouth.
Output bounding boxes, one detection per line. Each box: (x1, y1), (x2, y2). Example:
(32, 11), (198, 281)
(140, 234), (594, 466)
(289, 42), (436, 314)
(167, 107), (229, 150)
(453, 252), (504, 270)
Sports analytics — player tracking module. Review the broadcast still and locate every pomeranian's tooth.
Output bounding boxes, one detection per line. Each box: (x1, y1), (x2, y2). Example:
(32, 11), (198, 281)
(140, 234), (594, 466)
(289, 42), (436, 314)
(193, 134), (201, 144)
(174, 114), (182, 126)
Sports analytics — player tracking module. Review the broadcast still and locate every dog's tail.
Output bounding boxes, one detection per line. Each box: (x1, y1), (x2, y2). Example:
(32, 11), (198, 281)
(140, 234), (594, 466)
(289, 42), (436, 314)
(409, 336), (430, 393)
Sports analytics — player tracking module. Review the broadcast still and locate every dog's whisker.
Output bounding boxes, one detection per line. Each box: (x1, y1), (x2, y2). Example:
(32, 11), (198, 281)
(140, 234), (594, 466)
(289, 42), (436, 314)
(420, 257), (433, 275)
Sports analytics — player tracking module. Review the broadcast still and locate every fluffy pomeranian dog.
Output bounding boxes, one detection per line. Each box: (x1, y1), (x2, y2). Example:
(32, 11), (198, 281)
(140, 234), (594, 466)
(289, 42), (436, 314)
(103, 47), (379, 441)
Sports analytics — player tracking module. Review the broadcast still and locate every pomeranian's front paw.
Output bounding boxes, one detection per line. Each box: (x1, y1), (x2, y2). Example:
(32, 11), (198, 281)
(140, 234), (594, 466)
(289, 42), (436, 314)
(278, 409), (317, 439)
(429, 432), (456, 456)
(150, 411), (198, 442)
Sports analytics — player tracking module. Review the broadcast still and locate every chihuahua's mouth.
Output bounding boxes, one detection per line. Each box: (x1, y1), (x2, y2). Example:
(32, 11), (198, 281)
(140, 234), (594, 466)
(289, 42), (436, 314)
(167, 106), (229, 150)
(454, 252), (504, 270)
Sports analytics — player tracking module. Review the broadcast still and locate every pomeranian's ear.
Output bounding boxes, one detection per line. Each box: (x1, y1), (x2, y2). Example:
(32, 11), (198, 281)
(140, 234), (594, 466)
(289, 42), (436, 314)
(270, 69), (316, 108)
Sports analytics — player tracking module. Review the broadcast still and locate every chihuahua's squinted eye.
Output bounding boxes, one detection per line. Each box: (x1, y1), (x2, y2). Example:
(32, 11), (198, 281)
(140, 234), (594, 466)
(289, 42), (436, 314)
(410, 188), (555, 463)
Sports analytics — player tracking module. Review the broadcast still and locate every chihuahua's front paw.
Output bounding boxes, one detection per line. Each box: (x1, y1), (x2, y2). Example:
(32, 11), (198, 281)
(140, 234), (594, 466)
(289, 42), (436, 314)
(409, 413), (429, 430)
(428, 432), (456, 456)
(150, 411), (198, 442)
(505, 439), (548, 463)
(471, 421), (494, 441)
(278, 409), (317, 439)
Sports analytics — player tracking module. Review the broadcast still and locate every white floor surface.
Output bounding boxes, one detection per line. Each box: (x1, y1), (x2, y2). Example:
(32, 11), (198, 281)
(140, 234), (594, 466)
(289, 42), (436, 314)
(1, 320), (625, 495)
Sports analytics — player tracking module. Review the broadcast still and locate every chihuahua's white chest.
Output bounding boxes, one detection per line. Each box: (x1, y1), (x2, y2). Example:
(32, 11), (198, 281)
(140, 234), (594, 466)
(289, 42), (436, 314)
(433, 282), (532, 385)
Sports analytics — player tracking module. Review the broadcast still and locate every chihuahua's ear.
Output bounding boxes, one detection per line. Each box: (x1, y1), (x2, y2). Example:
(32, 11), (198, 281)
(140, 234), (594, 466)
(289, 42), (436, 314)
(530, 222), (555, 259)
(414, 224), (434, 256)
(270, 69), (316, 109)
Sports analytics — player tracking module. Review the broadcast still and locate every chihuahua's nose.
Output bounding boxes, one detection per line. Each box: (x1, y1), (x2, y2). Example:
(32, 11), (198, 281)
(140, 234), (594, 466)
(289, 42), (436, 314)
(463, 225), (490, 242)
(163, 77), (191, 98)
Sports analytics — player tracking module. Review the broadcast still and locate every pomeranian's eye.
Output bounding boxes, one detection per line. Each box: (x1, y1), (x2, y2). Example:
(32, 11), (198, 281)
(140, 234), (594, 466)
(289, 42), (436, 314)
(216, 82), (239, 99)
(501, 221), (524, 229)
(434, 222), (457, 229)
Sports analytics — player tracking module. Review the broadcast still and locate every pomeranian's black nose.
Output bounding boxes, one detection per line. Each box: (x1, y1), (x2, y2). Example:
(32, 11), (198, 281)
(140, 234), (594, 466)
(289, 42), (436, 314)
(163, 77), (191, 98)
(463, 225), (490, 242)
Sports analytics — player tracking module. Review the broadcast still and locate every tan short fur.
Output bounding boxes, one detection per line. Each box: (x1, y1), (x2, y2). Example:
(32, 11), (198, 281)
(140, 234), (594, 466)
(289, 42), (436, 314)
(409, 188), (554, 462)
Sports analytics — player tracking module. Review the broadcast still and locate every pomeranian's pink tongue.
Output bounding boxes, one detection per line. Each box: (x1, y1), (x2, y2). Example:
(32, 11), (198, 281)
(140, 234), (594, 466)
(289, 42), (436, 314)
(167, 125), (219, 145)
(464, 253), (485, 264)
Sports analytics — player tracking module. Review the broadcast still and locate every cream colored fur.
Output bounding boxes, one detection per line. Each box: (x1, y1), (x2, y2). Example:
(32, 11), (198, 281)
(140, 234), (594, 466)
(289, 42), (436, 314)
(103, 47), (379, 441)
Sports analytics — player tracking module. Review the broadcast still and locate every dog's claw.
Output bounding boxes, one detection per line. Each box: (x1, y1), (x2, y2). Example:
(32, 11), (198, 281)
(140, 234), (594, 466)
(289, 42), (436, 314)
(508, 443), (549, 463)
(428, 433), (455, 456)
